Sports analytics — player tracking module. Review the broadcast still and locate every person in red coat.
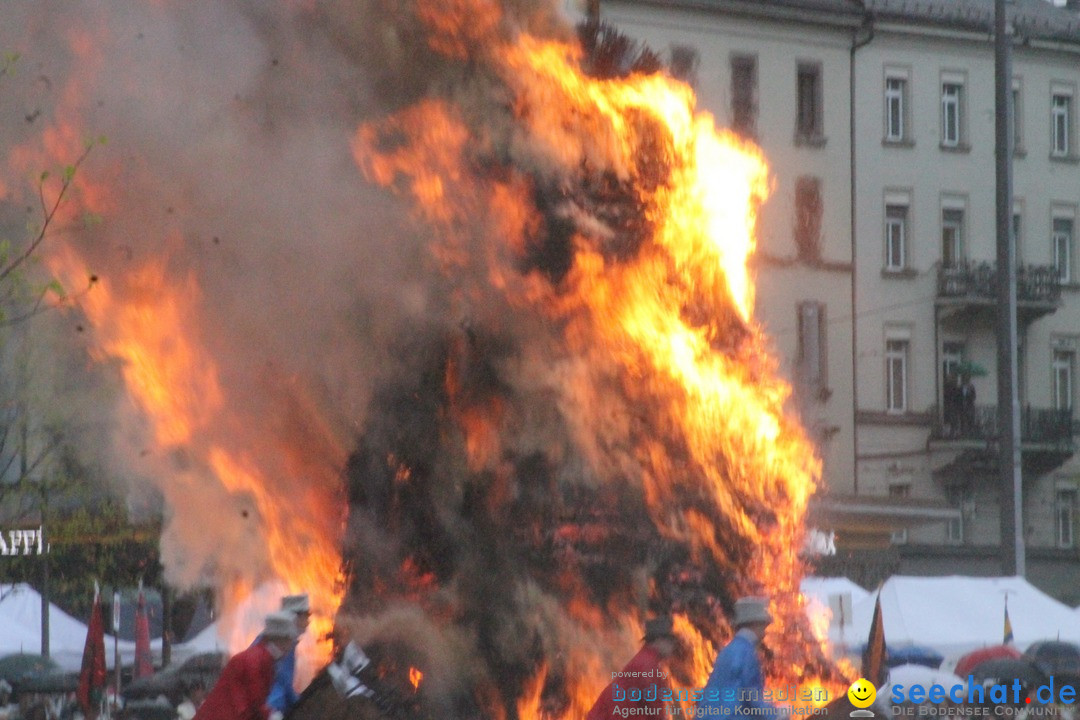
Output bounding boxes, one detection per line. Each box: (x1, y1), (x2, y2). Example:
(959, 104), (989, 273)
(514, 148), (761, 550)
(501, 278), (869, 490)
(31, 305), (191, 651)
(194, 611), (299, 720)
(585, 616), (678, 719)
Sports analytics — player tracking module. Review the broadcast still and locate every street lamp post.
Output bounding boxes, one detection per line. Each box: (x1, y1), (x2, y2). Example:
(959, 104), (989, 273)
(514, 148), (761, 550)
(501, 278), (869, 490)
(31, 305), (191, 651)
(995, 0), (1024, 577)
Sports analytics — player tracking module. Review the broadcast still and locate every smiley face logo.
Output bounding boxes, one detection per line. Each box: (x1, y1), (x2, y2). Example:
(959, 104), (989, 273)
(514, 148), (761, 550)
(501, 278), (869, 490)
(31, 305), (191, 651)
(847, 678), (876, 709)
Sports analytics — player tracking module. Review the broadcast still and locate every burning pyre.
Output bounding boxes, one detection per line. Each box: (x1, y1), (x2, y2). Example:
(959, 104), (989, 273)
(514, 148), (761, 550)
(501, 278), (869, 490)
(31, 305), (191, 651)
(0, 0), (841, 717)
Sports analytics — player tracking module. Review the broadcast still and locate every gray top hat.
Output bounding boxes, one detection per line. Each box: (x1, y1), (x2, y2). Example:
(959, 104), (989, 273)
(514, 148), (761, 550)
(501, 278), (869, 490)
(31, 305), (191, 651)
(281, 593), (310, 614)
(263, 611), (300, 641)
(732, 596), (773, 628)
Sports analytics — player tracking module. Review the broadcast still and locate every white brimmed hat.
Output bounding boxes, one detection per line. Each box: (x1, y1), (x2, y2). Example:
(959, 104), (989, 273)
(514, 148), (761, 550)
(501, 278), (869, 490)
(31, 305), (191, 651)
(733, 596), (772, 628)
(281, 594), (310, 614)
(263, 611), (300, 641)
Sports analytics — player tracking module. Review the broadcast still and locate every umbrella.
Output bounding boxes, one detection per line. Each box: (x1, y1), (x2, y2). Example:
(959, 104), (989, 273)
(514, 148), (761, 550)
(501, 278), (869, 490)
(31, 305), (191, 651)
(0, 653), (61, 684)
(887, 645), (944, 670)
(14, 670), (80, 695)
(854, 643), (945, 670)
(881, 664), (964, 703)
(969, 657), (1047, 687)
(123, 651), (224, 705)
(955, 360), (988, 377)
(1024, 640), (1080, 679)
(954, 645), (1021, 678)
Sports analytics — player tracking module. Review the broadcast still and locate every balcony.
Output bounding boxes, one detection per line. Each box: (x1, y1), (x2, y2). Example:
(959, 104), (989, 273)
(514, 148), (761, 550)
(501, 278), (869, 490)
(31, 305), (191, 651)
(936, 261), (1061, 323)
(930, 404), (1074, 478)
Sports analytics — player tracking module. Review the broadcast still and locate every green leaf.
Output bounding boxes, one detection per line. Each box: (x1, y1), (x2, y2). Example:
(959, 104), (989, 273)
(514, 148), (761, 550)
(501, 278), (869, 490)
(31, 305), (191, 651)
(63, 165), (76, 182)
(45, 279), (65, 298)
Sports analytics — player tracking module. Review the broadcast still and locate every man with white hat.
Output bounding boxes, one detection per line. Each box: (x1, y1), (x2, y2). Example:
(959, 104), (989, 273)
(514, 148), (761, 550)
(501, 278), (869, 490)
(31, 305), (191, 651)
(267, 594), (311, 716)
(193, 611), (298, 720)
(699, 596), (788, 718)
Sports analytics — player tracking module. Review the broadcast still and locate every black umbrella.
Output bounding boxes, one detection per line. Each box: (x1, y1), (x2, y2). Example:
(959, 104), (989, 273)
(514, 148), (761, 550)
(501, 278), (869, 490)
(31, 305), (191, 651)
(0, 653), (61, 684)
(123, 651), (224, 705)
(1024, 641), (1080, 679)
(14, 670), (80, 694)
(970, 657), (1048, 688)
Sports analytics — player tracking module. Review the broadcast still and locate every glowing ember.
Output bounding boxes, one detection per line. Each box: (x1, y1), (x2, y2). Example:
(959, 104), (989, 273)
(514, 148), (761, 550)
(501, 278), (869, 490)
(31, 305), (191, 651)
(409, 666), (424, 690)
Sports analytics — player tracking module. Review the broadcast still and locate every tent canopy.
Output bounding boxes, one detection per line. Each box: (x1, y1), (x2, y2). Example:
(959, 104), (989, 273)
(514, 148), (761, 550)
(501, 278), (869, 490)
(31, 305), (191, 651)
(0, 584), (146, 672)
(829, 576), (1080, 662)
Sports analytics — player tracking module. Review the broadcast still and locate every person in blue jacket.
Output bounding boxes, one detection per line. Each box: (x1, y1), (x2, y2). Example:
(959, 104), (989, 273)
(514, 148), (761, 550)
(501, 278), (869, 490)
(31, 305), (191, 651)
(700, 596), (788, 718)
(266, 593), (311, 716)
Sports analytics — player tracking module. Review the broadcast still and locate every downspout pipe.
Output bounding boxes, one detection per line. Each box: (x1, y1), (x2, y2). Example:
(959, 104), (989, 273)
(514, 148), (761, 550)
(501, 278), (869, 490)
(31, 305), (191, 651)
(850, 9), (874, 495)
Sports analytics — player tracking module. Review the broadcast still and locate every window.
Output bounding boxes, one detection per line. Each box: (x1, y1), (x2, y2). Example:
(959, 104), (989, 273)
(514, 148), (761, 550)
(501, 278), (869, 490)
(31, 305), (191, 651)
(1057, 489), (1076, 548)
(946, 486), (969, 543)
(1054, 217), (1073, 282)
(1012, 80), (1023, 151)
(1053, 94), (1071, 157)
(942, 82), (963, 147)
(1013, 209), (1023, 262)
(886, 339), (909, 412)
(796, 62), (823, 139)
(885, 77), (906, 142)
(1054, 349), (1074, 411)
(731, 55), (757, 138)
(889, 484), (910, 544)
(942, 340), (965, 381)
(942, 341), (965, 435)
(670, 45), (698, 87)
(794, 176), (822, 261)
(942, 207), (964, 267)
(797, 302), (826, 391)
(885, 204), (908, 270)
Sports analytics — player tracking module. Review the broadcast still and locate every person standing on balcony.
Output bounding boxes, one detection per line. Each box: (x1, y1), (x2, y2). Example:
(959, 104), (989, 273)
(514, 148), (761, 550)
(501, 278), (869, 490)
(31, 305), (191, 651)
(944, 373), (961, 437)
(961, 375), (977, 435)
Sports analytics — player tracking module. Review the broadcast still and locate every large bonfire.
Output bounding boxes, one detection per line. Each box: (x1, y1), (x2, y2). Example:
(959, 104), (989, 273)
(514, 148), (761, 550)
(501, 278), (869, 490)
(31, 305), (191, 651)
(0, 0), (840, 717)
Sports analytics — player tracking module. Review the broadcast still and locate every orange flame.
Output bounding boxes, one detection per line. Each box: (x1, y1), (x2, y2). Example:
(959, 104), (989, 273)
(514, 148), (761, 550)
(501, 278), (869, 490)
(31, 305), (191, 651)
(355, 18), (829, 716)
(409, 666), (424, 690)
(46, 245), (346, 677)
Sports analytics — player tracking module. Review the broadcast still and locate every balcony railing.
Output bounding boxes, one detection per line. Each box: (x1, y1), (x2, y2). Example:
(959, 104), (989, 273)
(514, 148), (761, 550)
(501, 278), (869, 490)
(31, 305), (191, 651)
(937, 261), (1061, 304)
(930, 404), (1073, 447)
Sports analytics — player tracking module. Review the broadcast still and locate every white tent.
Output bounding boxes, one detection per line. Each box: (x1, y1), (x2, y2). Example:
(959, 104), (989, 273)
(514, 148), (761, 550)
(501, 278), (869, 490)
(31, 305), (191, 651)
(828, 576), (1080, 661)
(800, 576), (871, 607)
(171, 621), (226, 663)
(0, 584), (148, 672)
(800, 576), (870, 647)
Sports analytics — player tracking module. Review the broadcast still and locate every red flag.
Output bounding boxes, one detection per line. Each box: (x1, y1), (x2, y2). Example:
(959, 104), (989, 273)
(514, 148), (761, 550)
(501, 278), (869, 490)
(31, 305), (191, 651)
(862, 592), (887, 687)
(134, 588), (154, 679)
(77, 586), (107, 718)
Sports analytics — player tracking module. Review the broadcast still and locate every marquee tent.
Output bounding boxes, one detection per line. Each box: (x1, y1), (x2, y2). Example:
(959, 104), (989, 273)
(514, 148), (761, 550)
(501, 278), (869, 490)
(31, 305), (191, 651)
(0, 583), (145, 672)
(800, 576), (871, 607)
(827, 576), (1080, 662)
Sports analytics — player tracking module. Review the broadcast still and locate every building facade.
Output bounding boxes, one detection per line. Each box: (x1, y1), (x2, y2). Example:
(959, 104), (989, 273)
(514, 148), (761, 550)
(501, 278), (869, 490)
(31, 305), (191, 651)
(600, 0), (1080, 601)
(853, 0), (1080, 601)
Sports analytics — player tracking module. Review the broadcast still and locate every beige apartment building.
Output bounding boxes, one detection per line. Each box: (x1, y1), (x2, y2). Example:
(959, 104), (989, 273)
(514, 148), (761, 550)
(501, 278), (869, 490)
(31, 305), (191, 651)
(600, 0), (1080, 601)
